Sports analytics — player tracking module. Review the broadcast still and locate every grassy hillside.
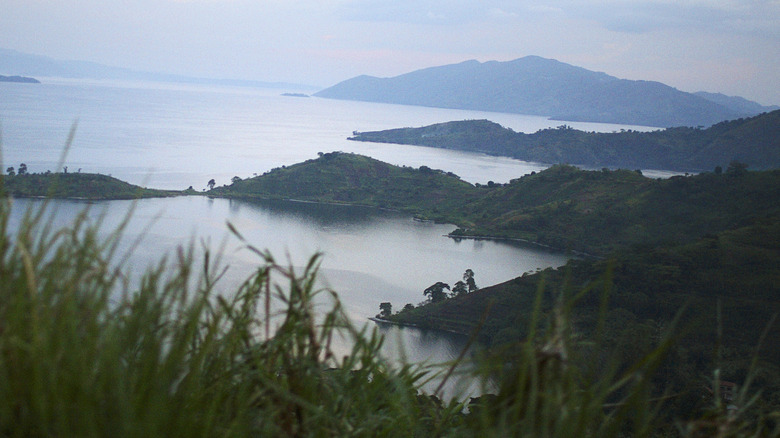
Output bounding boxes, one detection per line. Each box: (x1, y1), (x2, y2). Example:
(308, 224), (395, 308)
(388, 220), (780, 422)
(210, 152), (478, 221)
(392, 220), (780, 350)
(209, 153), (780, 257)
(2, 172), (184, 199)
(349, 110), (780, 171)
(454, 164), (780, 255)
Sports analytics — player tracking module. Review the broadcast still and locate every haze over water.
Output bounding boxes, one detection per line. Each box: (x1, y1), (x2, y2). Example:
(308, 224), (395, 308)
(0, 78), (662, 191)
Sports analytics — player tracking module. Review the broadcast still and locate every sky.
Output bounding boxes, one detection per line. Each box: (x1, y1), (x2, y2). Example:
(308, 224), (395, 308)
(1, 0), (779, 104)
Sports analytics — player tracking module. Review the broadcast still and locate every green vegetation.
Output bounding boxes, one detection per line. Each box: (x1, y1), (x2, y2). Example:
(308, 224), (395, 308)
(388, 220), (780, 432)
(206, 152), (780, 429)
(212, 154), (780, 256)
(2, 142), (776, 433)
(349, 110), (780, 171)
(2, 171), (184, 199)
(210, 151), (476, 221)
(452, 164), (780, 255)
(2, 196), (772, 436)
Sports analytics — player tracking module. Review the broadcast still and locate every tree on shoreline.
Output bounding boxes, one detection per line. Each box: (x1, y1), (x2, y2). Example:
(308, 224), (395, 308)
(378, 302), (392, 319)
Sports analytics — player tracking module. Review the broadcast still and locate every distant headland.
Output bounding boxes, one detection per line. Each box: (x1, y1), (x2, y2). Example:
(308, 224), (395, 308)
(0, 75), (40, 84)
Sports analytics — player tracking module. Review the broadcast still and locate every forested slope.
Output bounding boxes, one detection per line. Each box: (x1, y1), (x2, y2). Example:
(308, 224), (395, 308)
(349, 110), (780, 171)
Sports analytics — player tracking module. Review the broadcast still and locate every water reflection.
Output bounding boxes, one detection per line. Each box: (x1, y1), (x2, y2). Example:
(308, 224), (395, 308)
(226, 197), (391, 229)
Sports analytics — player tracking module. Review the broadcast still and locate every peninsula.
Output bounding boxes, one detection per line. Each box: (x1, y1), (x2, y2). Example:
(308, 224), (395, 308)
(349, 109), (780, 172)
(2, 172), (186, 200)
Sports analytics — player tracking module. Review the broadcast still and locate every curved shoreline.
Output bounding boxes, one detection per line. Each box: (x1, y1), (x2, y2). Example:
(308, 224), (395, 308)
(446, 232), (602, 259)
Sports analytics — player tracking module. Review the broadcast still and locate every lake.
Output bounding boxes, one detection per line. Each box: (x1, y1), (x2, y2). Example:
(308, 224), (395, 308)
(0, 78), (664, 190)
(1, 78), (655, 398)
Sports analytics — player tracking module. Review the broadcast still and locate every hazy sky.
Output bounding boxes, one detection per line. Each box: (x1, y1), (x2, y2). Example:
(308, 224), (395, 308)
(2, 0), (779, 104)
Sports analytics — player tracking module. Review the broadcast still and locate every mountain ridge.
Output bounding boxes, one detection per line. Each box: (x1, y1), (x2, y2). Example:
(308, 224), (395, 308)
(316, 56), (761, 127)
(0, 48), (317, 91)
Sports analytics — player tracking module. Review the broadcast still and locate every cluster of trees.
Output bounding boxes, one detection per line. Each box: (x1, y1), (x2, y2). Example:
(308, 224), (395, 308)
(5, 163), (27, 176)
(422, 268), (478, 304)
(207, 176), (243, 191)
(422, 269), (478, 304)
(378, 269), (479, 318)
(6, 164), (84, 177)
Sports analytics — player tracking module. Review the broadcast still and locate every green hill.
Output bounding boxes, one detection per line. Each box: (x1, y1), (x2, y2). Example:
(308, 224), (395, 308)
(210, 152), (477, 220)
(209, 153), (780, 257)
(349, 110), (780, 172)
(387, 219), (780, 420)
(2, 172), (183, 199)
(453, 164), (780, 255)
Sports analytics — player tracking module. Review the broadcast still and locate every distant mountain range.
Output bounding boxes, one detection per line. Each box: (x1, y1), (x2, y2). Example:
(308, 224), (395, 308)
(0, 48), (317, 91)
(316, 56), (778, 128)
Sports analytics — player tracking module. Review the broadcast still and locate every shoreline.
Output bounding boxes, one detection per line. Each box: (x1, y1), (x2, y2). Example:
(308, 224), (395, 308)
(446, 232), (602, 259)
(368, 317), (470, 339)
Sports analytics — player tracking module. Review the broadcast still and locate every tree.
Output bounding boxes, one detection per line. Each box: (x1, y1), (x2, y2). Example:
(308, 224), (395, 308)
(464, 269), (478, 293)
(452, 281), (468, 297)
(726, 160), (748, 176)
(6, 167), (14, 176)
(18, 163), (27, 175)
(207, 179), (216, 190)
(423, 282), (450, 303)
(378, 302), (392, 319)
(231, 176), (242, 184)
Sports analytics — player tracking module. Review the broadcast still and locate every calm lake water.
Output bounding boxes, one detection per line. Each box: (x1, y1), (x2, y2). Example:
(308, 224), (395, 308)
(1, 79), (658, 398)
(0, 78), (664, 190)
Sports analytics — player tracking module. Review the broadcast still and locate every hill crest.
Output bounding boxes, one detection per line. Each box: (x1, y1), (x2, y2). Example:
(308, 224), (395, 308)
(316, 56), (744, 128)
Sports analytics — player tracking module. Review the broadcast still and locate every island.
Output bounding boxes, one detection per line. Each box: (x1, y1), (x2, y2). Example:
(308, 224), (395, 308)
(0, 74), (40, 84)
(314, 56), (760, 127)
